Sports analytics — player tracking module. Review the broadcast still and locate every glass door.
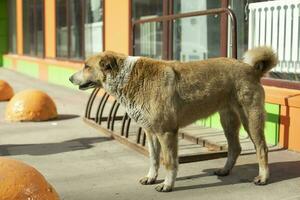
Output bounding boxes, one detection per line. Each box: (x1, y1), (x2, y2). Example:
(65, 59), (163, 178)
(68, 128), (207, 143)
(172, 0), (222, 61)
(131, 0), (229, 60)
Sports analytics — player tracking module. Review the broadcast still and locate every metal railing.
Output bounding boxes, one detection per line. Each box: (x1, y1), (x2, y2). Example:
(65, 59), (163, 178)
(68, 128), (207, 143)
(131, 7), (237, 59)
(83, 8), (238, 163)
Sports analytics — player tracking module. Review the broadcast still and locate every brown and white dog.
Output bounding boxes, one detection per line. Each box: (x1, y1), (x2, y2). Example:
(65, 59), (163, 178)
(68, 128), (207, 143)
(70, 47), (278, 192)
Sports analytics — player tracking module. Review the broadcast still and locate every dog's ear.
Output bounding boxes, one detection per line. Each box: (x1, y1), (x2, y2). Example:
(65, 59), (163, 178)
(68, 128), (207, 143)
(100, 54), (118, 71)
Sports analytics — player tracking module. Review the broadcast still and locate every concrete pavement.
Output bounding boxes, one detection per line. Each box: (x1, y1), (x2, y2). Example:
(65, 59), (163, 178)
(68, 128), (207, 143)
(0, 68), (300, 200)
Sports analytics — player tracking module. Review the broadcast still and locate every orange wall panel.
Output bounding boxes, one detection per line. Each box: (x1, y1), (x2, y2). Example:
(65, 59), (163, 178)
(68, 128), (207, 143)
(264, 86), (300, 105)
(104, 0), (130, 55)
(44, 0), (56, 58)
(16, 0), (23, 55)
(265, 86), (300, 152)
(279, 105), (289, 149)
(287, 107), (300, 152)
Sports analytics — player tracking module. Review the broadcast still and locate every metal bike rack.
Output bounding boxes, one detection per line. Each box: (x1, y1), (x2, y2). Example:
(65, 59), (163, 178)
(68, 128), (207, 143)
(83, 8), (237, 163)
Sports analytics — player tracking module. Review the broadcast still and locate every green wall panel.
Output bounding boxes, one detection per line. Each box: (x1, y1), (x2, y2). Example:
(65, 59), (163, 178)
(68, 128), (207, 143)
(0, 20), (8, 37)
(196, 103), (280, 145)
(16, 60), (39, 78)
(0, 0), (8, 66)
(0, 36), (8, 52)
(0, 0), (8, 18)
(264, 103), (280, 145)
(48, 65), (77, 89)
(2, 56), (12, 68)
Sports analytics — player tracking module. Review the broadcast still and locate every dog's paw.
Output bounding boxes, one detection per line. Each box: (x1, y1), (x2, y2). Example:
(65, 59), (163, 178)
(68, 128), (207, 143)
(214, 169), (230, 176)
(253, 175), (268, 185)
(139, 176), (157, 185)
(155, 183), (173, 192)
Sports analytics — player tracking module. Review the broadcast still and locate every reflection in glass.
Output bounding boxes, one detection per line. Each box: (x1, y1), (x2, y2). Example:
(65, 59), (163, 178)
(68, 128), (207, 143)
(36, 0), (44, 57)
(132, 0), (163, 59)
(56, 0), (68, 58)
(173, 0), (221, 61)
(85, 0), (103, 58)
(8, 0), (17, 54)
(70, 0), (83, 59)
(23, 0), (44, 57)
(56, 0), (103, 59)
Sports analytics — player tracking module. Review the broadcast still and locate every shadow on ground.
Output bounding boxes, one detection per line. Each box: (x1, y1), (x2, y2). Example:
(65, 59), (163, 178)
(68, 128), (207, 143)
(51, 114), (80, 121)
(173, 160), (300, 191)
(0, 137), (111, 156)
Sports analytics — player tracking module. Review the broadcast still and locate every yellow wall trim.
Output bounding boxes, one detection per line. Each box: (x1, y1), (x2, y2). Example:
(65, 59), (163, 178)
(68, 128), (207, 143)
(16, 0), (23, 55)
(45, 0), (56, 58)
(3, 54), (83, 70)
(104, 0), (129, 55)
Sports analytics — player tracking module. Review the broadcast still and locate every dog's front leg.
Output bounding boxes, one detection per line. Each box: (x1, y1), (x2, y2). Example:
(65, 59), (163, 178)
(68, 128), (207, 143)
(139, 130), (161, 185)
(155, 131), (178, 192)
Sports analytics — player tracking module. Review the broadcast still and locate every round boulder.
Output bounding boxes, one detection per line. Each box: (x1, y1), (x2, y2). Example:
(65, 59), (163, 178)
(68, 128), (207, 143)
(0, 80), (14, 101)
(0, 157), (60, 200)
(5, 89), (57, 122)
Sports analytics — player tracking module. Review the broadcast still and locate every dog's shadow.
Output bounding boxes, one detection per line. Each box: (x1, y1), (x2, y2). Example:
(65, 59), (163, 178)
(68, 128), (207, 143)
(172, 161), (300, 191)
(50, 114), (80, 121)
(0, 137), (111, 156)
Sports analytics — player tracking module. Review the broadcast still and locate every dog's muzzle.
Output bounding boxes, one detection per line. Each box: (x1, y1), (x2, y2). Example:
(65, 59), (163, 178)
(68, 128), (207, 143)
(69, 72), (98, 90)
(78, 81), (97, 90)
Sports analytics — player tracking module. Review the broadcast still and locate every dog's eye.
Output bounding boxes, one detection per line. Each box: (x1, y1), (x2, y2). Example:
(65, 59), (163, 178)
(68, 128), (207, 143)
(105, 63), (112, 70)
(84, 64), (90, 69)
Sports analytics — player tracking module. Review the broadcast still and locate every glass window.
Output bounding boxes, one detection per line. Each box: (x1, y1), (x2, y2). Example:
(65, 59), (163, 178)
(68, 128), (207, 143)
(131, 0), (224, 60)
(70, 0), (83, 59)
(173, 0), (221, 61)
(84, 0), (103, 58)
(56, 0), (68, 58)
(8, 0), (17, 54)
(56, 0), (103, 60)
(132, 0), (163, 59)
(230, 0), (267, 59)
(23, 0), (44, 57)
(231, 0), (300, 83)
(36, 0), (44, 57)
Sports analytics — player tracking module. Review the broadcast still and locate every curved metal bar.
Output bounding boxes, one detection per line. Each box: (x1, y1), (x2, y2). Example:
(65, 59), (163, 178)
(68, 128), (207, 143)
(225, 8), (237, 59)
(121, 113), (128, 136)
(132, 7), (237, 59)
(95, 92), (108, 123)
(85, 88), (100, 119)
(97, 93), (110, 124)
(125, 118), (131, 138)
(110, 103), (120, 131)
(142, 132), (146, 146)
(107, 100), (117, 129)
(85, 88), (97, 118)
(136, 127), (142, 144)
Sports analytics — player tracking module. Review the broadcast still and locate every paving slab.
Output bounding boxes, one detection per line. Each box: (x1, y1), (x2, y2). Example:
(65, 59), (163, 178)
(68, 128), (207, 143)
(0, 68), (300, 200)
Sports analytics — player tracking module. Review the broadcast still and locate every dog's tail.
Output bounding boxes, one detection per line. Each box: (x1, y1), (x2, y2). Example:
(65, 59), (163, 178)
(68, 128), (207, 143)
(243, 46), (278, 77)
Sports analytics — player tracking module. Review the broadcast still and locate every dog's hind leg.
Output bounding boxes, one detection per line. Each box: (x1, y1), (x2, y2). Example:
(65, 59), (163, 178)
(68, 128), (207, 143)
(214, 108), (241, 176)
(139, 130), (161, 185)
(155, 131), (178, 192)
(239, 106), (269, 185)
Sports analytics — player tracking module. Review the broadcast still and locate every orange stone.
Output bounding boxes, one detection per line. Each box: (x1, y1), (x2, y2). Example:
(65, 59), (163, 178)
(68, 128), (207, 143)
(0, 157), (60, 200)
(0, 80), (14, 101)
(5, 89), (58, 122)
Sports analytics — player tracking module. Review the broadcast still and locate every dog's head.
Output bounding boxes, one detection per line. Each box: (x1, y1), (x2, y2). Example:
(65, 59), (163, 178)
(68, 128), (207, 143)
(69, 51), (125, 90)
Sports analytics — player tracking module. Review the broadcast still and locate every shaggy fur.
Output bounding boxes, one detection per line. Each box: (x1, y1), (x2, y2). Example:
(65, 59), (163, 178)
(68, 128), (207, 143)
(70, 46), (278, 192)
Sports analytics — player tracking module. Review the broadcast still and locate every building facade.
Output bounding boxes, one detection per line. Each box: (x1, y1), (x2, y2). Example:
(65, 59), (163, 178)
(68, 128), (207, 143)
(1, 0), (300, 152)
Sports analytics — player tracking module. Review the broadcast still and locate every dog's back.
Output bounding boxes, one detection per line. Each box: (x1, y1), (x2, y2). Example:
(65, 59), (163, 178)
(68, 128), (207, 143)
(168, 47), (278, 127)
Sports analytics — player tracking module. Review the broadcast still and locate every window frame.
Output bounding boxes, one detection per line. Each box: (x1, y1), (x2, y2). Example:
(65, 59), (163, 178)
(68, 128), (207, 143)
(8, 0), (17, 54)
(22, 0), (45, 58)
(55, 0), (104, 61)
(129, 0), (229, 59)
(130, 0), (300, 90)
